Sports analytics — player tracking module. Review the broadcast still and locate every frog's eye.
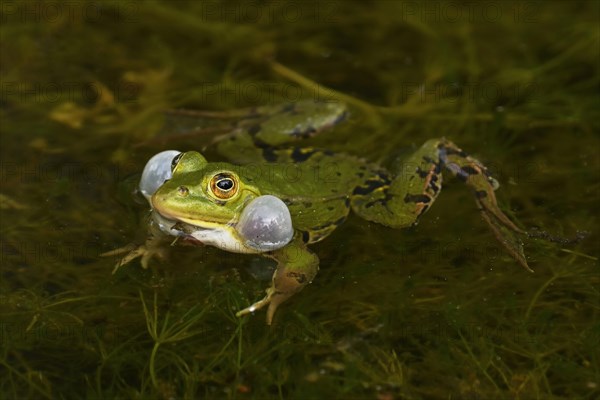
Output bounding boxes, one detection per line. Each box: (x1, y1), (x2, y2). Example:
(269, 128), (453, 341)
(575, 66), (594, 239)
(171, 153), (184, 171)
(209, 173), (238, 199)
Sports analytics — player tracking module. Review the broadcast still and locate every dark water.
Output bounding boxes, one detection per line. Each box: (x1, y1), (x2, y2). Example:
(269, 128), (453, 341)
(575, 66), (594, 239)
(1, 1), (598, 399)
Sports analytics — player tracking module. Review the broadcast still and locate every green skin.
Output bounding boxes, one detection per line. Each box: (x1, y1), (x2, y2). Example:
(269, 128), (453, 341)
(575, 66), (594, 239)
(111, 101), (531, 325)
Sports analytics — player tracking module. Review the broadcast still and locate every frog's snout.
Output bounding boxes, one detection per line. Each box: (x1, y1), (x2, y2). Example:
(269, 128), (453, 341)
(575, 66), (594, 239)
(150, 192), (170, 218)
(150, 188), (187, 221)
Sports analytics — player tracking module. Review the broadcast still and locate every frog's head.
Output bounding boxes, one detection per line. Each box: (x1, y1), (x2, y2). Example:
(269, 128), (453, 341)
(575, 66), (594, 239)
(149, 151), (294, 252)
(151, 151), (259, 228)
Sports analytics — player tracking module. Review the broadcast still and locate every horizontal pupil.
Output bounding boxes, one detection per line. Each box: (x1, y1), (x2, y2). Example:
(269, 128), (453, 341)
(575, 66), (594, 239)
(217, 179), (233, 190)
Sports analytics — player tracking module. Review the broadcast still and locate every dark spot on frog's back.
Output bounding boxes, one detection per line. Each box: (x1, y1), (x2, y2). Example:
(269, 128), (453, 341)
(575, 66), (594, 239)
(428, 174), (440, 194)
(422, 156), (442, 173)
(377, 171), (392, 184)
(416, 167), (429, 178)
(289, 126), (317, 138)
(291, 147), (317, 162)
(262, 147), (278, 162)
(352, 177), (388, 196)
(404, 193), (431, 204)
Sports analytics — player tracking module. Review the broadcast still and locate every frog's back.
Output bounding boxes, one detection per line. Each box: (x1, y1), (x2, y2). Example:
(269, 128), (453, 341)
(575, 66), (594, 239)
(238, 148), (387, 243)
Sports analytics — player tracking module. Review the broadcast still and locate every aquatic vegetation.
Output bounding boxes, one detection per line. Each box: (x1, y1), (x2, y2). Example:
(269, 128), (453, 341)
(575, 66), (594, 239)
(1, 1), (598, 398)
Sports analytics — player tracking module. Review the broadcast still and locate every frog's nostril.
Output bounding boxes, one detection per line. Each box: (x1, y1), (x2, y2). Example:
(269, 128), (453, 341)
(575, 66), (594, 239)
(178, 186), (189, 196)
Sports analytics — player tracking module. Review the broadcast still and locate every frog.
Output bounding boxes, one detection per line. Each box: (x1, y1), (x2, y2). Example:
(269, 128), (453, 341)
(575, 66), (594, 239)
(106, 100), (531, 325)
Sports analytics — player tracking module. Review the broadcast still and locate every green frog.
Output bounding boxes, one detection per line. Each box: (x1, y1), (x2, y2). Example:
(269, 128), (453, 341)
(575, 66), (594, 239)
(107, 101), (531, 325)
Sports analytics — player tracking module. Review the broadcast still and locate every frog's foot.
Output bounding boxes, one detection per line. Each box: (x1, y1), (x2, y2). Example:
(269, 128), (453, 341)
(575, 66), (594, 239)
(436, 139), (532, 272)
(236, 236), (319, 325)
(101, 243), (168, 274)
(437, 141), (521, 229)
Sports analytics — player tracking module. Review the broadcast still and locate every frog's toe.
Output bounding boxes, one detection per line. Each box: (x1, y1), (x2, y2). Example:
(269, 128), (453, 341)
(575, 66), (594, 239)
(235, 303), (260, 318)
(110, 245), (145, 274)
(236, 289), (274, 321)
(101, 244), (137, 258)
(105, 244), (168, 274)
(101, 244), (139, 274)
(236, 288), (297, 325)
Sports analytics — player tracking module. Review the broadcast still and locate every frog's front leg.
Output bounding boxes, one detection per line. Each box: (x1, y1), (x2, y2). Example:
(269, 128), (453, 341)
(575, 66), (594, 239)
(102, 218), (170, 274)
(236, 234), (319, 325)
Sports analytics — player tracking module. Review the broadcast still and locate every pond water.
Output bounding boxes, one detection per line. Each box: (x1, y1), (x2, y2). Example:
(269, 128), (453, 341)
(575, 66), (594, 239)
(1, 1), (598, 399)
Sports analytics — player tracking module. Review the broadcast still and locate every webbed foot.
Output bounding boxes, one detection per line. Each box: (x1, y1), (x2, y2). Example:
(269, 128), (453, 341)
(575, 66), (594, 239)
(437, 139), (532, 271)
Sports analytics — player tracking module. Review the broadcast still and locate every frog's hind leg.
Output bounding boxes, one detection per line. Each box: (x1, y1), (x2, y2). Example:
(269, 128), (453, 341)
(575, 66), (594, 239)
(215, 101), (348, 163)
(350, 139), (531, 271)
(436, 139), (531, 271)
(350, 139), (445, 229)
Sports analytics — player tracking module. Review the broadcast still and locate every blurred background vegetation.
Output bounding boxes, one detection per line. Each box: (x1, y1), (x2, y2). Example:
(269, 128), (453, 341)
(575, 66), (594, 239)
(1, 1), (598, 399)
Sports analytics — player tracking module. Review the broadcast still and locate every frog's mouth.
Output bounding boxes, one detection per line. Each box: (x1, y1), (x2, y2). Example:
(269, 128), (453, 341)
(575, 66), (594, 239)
(175, 216), (232, 230)
(152, 202), (260, 254)
(152, 203), (235, 231)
